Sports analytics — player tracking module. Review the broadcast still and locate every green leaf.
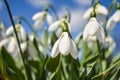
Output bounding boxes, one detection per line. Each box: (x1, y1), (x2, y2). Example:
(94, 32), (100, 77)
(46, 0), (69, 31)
(27, 60), (39, 70)
(0, 46), (25, 80)
(43, 28), (48, 49)
(83, 54), (99, 64)
(50, 32), (58, 47)
(110, 68), (120, 80)
(46, 55), (60, 72)
(86, 60), (97, 77)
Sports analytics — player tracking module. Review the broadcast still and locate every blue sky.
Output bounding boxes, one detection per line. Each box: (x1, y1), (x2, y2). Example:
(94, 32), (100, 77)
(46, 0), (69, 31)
(0, 0), (120, 54)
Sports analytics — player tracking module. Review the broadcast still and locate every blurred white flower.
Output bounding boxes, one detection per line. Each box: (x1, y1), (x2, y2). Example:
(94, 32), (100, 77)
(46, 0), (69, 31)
(7, 37), (17, 54)
(51, 32), (78, 59)
(32, 11), (53, 30)
(20, 42), (27, 52)
(28, 34), (35, 41)
(83, 4), (108, 25)
(83, 17), (105, 43)
(0, 38), (9, 47)
(6, 23), (26, 41)
(48, 18), (71, 33)
(104, 35), (116, 51)
(106, 10), (120, 30)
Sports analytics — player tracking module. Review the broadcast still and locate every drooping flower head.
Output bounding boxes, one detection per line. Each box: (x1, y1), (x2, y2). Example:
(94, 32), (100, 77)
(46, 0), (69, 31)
(50, 17), (78, 59)
(83, 8), (105, 43)
(106, 2), (120, 31)
(48, 17), (71, 36)
(51, 32), (78, 59)
(83, 1), (108, 25)
(5, 22), (26, 41)
(32, 8), (53, 30)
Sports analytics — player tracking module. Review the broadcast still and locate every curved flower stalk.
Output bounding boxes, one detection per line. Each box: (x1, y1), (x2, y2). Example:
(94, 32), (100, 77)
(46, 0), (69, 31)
(32, 9), (53, 30)
(83, 17), (105, 43)
(6, 23), (26, 41)
(83, 3), (108, 25)
(51, 32), (78, 59)
(106, 8), (120, 30)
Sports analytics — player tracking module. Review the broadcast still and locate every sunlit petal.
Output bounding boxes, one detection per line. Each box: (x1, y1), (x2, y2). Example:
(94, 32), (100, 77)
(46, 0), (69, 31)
(46, 13), (53, 25)
(6, 26), (14, 36)
(96, 26), (105, 43)
(83, 7), (93, 19)
(32, 12), (44, 20)
(59, 32), (72, 55)
(70, 40), (78, 59)
(51, 38), (60, 58)
(48, 20), (61, 31)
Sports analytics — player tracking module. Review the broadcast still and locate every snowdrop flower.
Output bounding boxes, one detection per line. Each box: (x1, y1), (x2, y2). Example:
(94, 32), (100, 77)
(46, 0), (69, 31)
(51, 32), (78, 59)
(104, 35), (116, 51)
(83, 3), (108, 25)
(106, 10), (120, 30)
(48, 18), (71, 33)
(32, 10), (53, 30)
(6, 23), (26, 41)
(7, 37), (17, 53)
(83, 17), (105, 43)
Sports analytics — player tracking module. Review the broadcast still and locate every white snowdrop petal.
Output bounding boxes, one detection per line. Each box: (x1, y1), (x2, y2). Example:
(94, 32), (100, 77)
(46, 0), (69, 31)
(34, 19), (44, 30)
(59, 32), (72, 56)
(48, 20), (61, 31)
(32, 12), (44, 20)
(7, 37), (17, 53)
(70, 40), (78, 59)
(46, 14), (53, 25)
(83, 28), (88, 41)
(85, 18), (99, 35)
(106, 18), (116, 30)
(96, 26), (105, 43)
(6, 26), (14, 36)
(0, 38), (9, 47)
(51, 38), (60, 58)
(83, 7), (93, 19)
(96, 4), (108, 15)
(112, 10), (120, 22)
(28, 34), (35, 41)
(20, 26), (26, 41)
(56, 28), (62, 37)
(20, 42), (27, 52)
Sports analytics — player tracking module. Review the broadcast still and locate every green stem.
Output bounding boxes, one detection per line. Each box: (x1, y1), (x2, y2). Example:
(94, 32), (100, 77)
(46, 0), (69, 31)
(96, 40), (103, 72)
(4, 0), (28, 80)
(47, 4), (59, 20)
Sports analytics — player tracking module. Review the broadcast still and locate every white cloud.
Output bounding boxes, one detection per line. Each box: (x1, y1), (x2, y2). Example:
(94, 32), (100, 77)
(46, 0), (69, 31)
(70, 9), (87, 33)
(26, 0), (50, 8)
(74, 0), (91, 6)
